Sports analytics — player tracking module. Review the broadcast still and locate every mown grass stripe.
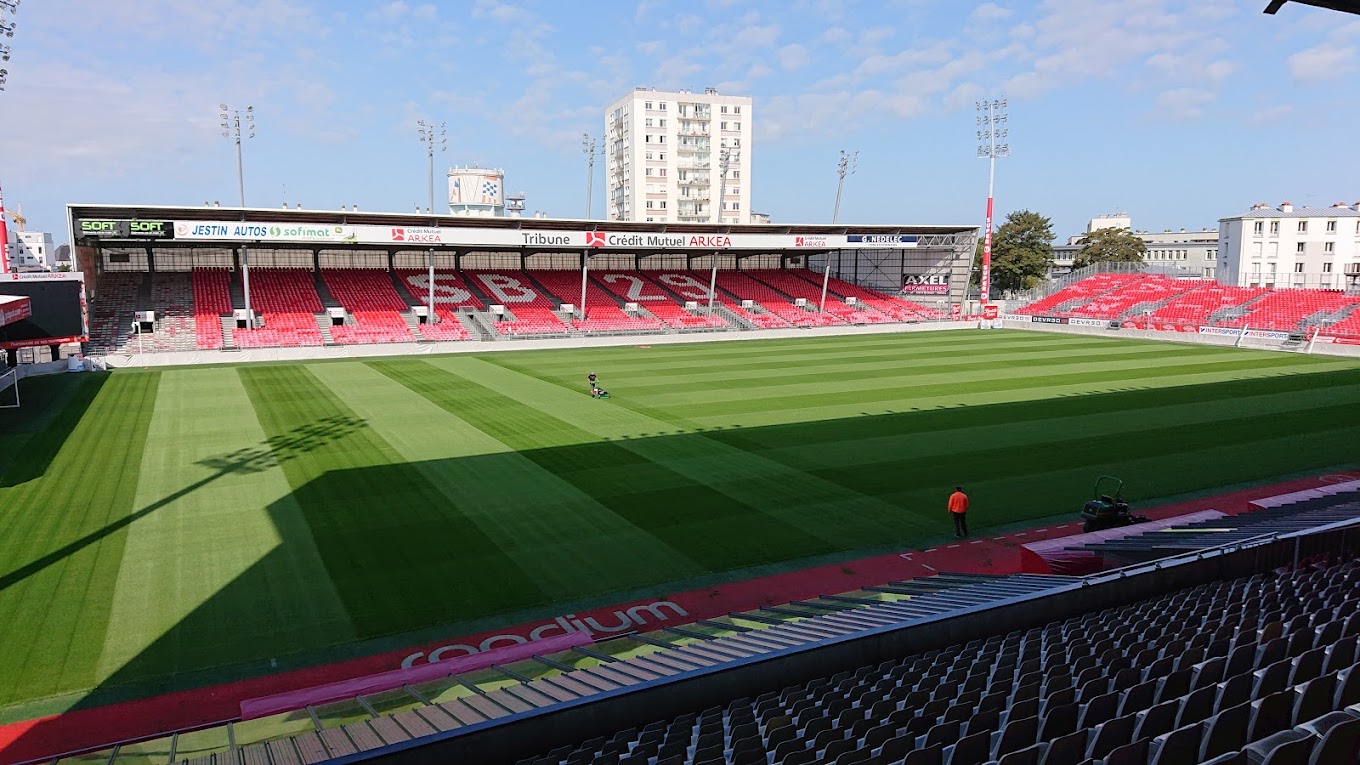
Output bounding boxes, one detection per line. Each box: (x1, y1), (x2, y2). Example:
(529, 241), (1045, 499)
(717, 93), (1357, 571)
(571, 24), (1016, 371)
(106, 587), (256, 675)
(370, 358), (839, 570)
(429, 357), (927, 550)
(311, 361), (706, 600)
(96, 367), (356, 685)
(0, 371), (160, 705)
(238, 364), (548, 639)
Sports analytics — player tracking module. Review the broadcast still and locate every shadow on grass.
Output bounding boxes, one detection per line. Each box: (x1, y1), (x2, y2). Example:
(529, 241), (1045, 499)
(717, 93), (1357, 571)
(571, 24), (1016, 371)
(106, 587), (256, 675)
(4, 365), (1360, 761)
(0, 373), (110, 488)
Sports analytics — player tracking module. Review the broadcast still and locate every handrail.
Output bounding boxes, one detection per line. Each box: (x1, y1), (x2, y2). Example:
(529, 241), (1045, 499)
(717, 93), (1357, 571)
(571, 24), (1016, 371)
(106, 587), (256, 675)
(1081, 506), (1360, 586)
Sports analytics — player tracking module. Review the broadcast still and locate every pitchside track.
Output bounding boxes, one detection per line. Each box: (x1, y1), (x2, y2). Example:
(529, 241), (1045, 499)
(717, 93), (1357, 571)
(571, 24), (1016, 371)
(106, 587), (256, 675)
(1, 330), (1358, 719)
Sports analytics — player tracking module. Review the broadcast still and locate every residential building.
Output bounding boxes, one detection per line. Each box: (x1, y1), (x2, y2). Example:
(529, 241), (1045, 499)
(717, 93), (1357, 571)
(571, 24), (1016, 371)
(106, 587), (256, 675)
(6, 229), (56, 271)
(604, 87), (752, 224)
(1218, 202), (1360, 289)
(1052, 214), (1219, 279)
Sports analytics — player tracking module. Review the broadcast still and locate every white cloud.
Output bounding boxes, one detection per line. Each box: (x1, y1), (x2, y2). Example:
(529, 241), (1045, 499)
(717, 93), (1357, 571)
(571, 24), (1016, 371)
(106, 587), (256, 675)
(732, 22), (781, 49)
(778, 44), (810, 71)
(820, 26), (852, 44)
(1156, 87), (1215, 120)
(1287, 44), (1357, 84)
(1250, 105), (1294, 125)
(970, 3), (1014, 23)
(472, 0), (534, 23)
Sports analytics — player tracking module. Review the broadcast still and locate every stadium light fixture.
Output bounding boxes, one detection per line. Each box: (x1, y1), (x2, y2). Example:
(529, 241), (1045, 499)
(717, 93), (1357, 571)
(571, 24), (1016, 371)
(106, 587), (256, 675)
(832, 149), (858, 225)
(417, 119), (446, 324)
(975, 97), (1009, 304)
(219, 104), (254, 208)
(0, 0), (18, 91)
(715, 145), (737, 225)
(582, 133), (601, 219)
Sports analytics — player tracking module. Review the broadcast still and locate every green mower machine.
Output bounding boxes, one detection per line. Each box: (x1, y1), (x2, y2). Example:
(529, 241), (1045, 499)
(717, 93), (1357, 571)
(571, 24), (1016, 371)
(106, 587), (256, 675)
(1081, 476), (1151, 533)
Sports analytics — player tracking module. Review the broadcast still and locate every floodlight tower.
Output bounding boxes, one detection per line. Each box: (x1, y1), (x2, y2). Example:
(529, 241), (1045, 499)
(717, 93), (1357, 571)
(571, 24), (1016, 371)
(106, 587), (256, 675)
(715, 145), (736, 225)
(976, 98), (1009, 303)
(0, 1), (20, 275)
(220, 103), (255, 323)
(832, 149), (858, 225)
(582, 133), (600, 219)
(0, 0), (17, 93)
(418, 119), (446, 324)
(219, 104), (254, 208)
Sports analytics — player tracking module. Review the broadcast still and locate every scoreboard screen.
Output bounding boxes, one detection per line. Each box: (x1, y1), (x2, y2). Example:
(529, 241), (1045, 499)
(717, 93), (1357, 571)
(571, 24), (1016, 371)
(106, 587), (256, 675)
(0, 277), (88, 350)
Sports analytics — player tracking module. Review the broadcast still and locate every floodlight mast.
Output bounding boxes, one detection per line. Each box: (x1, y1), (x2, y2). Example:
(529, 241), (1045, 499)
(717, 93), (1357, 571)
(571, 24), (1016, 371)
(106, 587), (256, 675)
(976, 98), (1009, 305)
(715, 145), (736, 225)
(832, 149), (858, 225)
(0, 0), (17, 93)
(220, 103), (255, 323)
(418, 119), (446, 324)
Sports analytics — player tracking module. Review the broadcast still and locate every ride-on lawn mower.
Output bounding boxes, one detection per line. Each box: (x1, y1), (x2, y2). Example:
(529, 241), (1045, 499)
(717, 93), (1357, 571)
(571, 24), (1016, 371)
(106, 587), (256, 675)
(1081, 476), (1151, 533)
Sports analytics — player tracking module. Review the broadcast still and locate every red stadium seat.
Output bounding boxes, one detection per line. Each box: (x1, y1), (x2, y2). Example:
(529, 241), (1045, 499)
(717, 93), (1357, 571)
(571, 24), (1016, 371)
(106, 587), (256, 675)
(321, 269), (419, 344)
(192, 268), (233, 350)
(594, 272), (728, 330)
(232, 268), (324, 348)
(526, 271), (665, 334)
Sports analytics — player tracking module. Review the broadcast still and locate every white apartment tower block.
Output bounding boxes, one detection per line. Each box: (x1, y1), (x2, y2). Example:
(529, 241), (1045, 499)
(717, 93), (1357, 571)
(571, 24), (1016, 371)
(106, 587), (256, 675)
(605, 87), (753, 224)
(1218, 201), (1360, 289)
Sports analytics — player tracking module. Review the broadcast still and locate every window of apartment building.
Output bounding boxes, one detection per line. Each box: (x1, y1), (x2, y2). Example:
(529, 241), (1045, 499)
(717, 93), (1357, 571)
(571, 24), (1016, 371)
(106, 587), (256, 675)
(1324, 242), (1335, 253)
(659, 102), (666, 110)
(733, 138), (741, 147)
(645, 201), (654, 209)
(1269, 242), (1278, 257)
(645, 101), (652, 110)
(720, 106), (728, 114)
(732, 170), (740, 179)
(658, 152), (665, 161)
(1270, 221), (1279, 235)
(733, 106), (741, 114)
(658, 135), (665, 143)
(645, 118), (653, 127)
(658, 119), (666, 127)
(720, 121), (727, 130)
(657, 168), (666, 176)
(659, 201), (666, 209)
(1252, 243), (1262, 258)
(731, 187), (740, 196)
(645, 135), (652, 143)
(1323, 262), (1333, 273)
(1296, 242), (1306, 253)
(1253, 221), (1263, 235)
(1295, 263), (1305, 273)
(646, 217), (654, 222)
(645, 168), (652, 176)
(733, 121), (742, 131)
(1298, 221), (1308, 233)
(645, 151), (652, 160)
(1326, 220), (1337, 232)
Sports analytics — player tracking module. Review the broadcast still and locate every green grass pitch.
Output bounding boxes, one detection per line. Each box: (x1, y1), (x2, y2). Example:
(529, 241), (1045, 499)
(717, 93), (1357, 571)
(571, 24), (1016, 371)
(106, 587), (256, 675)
(1, 330), (1358, 715)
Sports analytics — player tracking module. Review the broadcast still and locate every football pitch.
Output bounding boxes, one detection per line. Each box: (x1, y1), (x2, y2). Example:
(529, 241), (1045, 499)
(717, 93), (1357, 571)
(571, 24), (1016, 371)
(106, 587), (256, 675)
(2, 330), (1359, 715)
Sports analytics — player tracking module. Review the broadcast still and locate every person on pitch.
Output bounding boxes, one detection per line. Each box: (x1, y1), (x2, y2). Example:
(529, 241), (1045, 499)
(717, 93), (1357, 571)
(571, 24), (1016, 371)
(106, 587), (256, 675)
(948, 485), (970, 539)
(587, 372), (606, 398)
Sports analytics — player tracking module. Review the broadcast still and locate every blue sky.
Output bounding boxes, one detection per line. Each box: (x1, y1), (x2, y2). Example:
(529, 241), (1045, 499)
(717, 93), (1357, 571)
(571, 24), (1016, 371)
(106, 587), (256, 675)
(1, 0), (1356, 244)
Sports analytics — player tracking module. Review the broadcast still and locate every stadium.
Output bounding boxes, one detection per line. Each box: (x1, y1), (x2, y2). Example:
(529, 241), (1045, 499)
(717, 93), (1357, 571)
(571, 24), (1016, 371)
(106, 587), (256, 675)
(0, 197), (1359, 765)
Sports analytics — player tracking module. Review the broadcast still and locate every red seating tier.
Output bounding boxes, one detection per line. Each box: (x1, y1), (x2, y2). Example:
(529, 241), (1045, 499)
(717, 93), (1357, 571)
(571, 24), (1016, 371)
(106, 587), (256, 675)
(192, 268), (233, 350)
(594, 272), (727, 330)
(419, 309), (473, 341)
(468, 271), (570, 336)
(1145, 283), (1268, 325)
(232, 268), (323, 347)
(529, 270), (665, 334)
(716, 271), (843, 327)
(788, 270), (944, 320)
(1015, 273), (1142, 316)
(1061, 275), (1204, 320)
(1218, 290), (1360, 332)
(747, 270), (892, 324)
(652, 272), (790, 329)
(396, 270), (486, 309)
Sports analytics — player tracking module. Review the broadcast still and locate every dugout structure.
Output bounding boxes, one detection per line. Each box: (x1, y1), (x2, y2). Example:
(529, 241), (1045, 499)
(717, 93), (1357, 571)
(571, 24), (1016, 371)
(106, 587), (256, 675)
(67, 204), (977, 320)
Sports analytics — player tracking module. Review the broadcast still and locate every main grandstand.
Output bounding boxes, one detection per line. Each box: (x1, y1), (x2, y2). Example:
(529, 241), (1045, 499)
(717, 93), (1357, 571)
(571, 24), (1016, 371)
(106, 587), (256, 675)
(62, 205), (975, 359)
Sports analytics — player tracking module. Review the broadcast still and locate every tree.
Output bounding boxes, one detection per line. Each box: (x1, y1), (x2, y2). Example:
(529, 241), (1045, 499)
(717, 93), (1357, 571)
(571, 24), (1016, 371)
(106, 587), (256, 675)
(1073, 226), (1147, 269)
(972, 209), (1055, 294)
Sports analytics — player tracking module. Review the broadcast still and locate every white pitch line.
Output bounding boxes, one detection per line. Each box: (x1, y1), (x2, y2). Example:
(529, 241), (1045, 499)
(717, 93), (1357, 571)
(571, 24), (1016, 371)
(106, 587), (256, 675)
(921, 564), (936, 571)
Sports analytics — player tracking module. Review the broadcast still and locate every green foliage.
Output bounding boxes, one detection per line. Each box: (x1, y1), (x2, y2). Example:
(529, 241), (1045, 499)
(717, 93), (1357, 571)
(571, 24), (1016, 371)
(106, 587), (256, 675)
(974, 210), (1055, 294)
(1074, 226), (1148, 269)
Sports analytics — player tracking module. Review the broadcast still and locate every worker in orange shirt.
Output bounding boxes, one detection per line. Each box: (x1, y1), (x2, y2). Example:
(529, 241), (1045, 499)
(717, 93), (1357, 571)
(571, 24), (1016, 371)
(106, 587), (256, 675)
(948, 486), (970, 539)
